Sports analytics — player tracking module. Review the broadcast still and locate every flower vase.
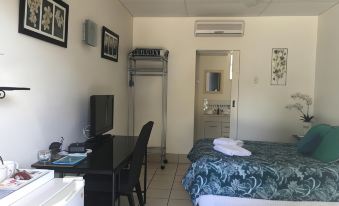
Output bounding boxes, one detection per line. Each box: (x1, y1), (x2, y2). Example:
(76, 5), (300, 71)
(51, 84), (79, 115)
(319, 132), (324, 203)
(301, 122), (312, 136)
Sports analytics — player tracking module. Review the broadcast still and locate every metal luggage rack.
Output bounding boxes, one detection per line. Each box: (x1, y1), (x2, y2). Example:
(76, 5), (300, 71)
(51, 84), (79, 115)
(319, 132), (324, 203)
(128, 49), (169, 169)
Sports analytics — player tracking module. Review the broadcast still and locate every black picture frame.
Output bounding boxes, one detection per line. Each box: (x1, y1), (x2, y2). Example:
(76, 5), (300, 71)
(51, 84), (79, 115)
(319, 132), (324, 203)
(101, 26), (119, 62)
(18, 0), (69, 48)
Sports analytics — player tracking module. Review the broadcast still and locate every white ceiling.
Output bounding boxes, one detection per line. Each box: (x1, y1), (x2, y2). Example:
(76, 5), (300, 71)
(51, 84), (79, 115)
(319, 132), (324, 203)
(118, 0), (339, 17)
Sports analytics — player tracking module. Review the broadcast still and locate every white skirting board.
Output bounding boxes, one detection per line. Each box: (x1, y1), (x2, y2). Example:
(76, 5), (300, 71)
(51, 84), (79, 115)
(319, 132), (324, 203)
(197, 195), (339, 206)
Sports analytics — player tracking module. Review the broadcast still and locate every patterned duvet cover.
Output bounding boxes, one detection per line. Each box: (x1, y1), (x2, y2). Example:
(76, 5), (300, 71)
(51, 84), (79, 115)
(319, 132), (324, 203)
(182, 139), (339, 205)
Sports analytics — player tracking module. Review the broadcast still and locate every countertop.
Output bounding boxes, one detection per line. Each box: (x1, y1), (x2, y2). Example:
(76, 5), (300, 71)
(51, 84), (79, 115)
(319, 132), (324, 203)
(201, 113), (230, 117)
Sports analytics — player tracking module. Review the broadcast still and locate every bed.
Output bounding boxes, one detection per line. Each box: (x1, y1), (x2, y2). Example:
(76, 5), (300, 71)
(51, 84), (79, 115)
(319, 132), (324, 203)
(182, 139), (339, 206)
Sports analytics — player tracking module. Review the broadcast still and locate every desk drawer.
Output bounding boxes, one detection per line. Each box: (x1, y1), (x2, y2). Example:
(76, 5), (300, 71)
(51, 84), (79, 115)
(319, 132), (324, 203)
(222, 122), (230, 128)
(204, 121), (220, 128)
(222, 132), (230, 137)
(222, 128), (230, 133)
(204, 121), (221, 138)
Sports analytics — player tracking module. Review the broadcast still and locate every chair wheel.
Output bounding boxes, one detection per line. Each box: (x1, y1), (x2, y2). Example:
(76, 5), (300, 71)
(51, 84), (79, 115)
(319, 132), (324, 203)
(161, 165), (165, 170)
(163, 159), (168, 164)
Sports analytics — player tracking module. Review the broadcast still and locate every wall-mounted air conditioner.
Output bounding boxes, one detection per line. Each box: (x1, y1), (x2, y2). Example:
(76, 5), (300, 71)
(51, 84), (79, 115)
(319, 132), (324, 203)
(195, 20), (245, 37)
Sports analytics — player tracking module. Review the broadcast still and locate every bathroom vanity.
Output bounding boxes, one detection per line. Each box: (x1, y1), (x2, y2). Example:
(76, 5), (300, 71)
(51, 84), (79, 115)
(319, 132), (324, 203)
(197, 113), (231, 140)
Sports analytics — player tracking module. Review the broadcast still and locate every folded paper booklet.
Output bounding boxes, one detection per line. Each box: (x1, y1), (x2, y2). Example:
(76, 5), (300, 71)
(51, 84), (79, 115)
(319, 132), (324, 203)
(0, 170), (48, 191)
(0, 179), (25, 191)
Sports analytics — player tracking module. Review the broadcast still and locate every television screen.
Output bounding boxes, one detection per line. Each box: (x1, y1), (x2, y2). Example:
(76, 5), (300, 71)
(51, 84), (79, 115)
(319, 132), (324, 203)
(90, 95), (114, 136)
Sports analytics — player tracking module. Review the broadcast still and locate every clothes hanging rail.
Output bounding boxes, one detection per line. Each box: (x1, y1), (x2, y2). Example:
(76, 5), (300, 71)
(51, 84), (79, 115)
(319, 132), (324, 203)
(128, 48), (169, 169)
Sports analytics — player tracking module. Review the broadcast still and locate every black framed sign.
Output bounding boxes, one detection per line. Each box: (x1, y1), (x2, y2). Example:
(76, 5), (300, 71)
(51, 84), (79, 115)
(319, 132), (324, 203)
(18, 0), (69, 48)
(101, 26), (119, 62)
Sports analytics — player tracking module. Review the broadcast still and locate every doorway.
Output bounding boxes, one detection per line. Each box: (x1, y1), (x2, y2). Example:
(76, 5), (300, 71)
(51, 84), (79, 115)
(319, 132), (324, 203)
(194, 50), (240, 142)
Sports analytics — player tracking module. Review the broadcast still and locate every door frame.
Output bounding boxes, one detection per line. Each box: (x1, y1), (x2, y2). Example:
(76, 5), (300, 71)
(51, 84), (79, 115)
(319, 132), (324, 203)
(194, 50), (240, 140)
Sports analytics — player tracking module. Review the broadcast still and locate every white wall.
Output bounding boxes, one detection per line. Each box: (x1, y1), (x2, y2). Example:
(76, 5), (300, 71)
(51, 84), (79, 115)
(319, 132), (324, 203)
(314, 4), (339, 125)
(133, 17), (318, 154)
(0, 0), (132, 167)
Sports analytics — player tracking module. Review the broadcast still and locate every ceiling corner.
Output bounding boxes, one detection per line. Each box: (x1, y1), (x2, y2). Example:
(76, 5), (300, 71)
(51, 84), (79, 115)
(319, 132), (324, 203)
(318, 1), (339, 16)
(117, 0), (134, 17)
(259, 0), (273, 16)
(184, 0), (190, 17)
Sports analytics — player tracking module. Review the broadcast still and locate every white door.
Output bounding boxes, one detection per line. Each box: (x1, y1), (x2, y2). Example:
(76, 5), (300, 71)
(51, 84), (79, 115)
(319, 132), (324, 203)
(229, 51), (240, 139)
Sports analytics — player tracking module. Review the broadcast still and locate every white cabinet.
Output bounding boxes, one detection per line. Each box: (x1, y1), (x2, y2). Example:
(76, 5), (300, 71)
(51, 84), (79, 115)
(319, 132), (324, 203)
(204, 121), (222, 138)
(197, 115), (230, 140)
(221, 121), (230, 137)
(0, 169), (84, 206)
(0, 170), (54, 206)
(11, 178), (84, 206)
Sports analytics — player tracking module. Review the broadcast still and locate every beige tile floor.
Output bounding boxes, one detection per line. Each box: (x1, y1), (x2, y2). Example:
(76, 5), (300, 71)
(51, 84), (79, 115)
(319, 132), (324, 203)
(120, 154), (194, 206)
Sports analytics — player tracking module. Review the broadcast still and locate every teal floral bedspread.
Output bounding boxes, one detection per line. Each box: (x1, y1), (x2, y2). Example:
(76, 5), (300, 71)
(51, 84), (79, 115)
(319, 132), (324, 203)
(182, 139), (339, 205)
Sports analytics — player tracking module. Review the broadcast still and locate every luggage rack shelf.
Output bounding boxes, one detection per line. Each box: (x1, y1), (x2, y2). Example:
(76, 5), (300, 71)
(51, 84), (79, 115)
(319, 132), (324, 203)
(128, 49), (169, 170)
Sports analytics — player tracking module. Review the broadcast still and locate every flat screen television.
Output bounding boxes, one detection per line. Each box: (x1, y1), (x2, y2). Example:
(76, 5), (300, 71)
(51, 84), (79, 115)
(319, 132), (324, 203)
(90, 95), (114, 137)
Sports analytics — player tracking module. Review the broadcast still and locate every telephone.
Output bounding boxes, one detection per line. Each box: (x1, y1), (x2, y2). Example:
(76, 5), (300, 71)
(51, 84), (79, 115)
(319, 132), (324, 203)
(68, 143), (86, 153)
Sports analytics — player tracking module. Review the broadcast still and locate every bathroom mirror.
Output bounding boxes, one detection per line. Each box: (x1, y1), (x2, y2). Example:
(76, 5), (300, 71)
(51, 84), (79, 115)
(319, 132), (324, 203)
(205, 70), (223, 93)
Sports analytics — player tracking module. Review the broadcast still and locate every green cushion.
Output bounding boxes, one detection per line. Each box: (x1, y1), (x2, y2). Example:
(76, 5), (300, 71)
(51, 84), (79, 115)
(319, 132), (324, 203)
(298, 134), (323, 155)
(297, 124), (331, 154)
(312, 127), (339, 163)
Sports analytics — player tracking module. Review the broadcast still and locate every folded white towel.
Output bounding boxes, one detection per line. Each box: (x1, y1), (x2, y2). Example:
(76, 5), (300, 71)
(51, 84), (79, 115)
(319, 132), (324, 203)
(213, 144), (251, 157)
(213, 138), (244, 147)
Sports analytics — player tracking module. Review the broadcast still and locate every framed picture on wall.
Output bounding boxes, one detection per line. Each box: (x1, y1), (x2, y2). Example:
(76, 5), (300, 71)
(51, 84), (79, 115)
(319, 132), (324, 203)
(271, 48), (288, 86)
(101, 26), (119, 62)
(18, 0), (69, 48)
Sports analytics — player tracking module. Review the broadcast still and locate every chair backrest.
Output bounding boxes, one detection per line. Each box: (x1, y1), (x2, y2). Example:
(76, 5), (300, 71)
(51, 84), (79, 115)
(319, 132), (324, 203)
(127, 121), (154, 188)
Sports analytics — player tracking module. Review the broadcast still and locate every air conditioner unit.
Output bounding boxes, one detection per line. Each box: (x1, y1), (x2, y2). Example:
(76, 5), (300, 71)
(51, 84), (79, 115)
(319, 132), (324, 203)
(195, 20), (245, 37)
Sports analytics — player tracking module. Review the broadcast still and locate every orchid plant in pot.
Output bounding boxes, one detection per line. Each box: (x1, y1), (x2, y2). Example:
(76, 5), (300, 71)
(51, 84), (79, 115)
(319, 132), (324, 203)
(286, 93), (314, 135)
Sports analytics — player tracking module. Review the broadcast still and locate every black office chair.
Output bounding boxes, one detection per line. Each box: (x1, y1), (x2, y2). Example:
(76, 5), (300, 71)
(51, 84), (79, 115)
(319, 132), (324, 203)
(117, 121), (154, 206)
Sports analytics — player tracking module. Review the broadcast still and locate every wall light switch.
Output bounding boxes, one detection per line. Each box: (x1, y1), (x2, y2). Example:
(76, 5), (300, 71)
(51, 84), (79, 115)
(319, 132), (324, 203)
(254, 76), (259, 84)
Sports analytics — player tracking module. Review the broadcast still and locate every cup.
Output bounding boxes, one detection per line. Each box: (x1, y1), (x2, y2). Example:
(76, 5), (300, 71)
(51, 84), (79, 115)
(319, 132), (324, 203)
(37, 150), (51, 162)
(0, 165), (8, 183)
(3, 161), (19, 178)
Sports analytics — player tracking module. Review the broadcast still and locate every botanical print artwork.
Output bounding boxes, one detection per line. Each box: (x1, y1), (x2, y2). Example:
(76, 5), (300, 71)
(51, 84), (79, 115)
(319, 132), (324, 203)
(54, 5), (65, 39)
(271, 48), (288, 85)
(41, 0), (53, 35)
(113, 38), (118, 57)
(101, 27), (119, 62)
(26, 0), (41, 29)
(104, 33), (113, 56)
(19, 0), (69, 47)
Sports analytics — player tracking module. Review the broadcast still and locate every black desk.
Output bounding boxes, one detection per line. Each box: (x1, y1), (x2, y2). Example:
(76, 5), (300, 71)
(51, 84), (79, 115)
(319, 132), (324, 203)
(31, 135), (147, 206)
